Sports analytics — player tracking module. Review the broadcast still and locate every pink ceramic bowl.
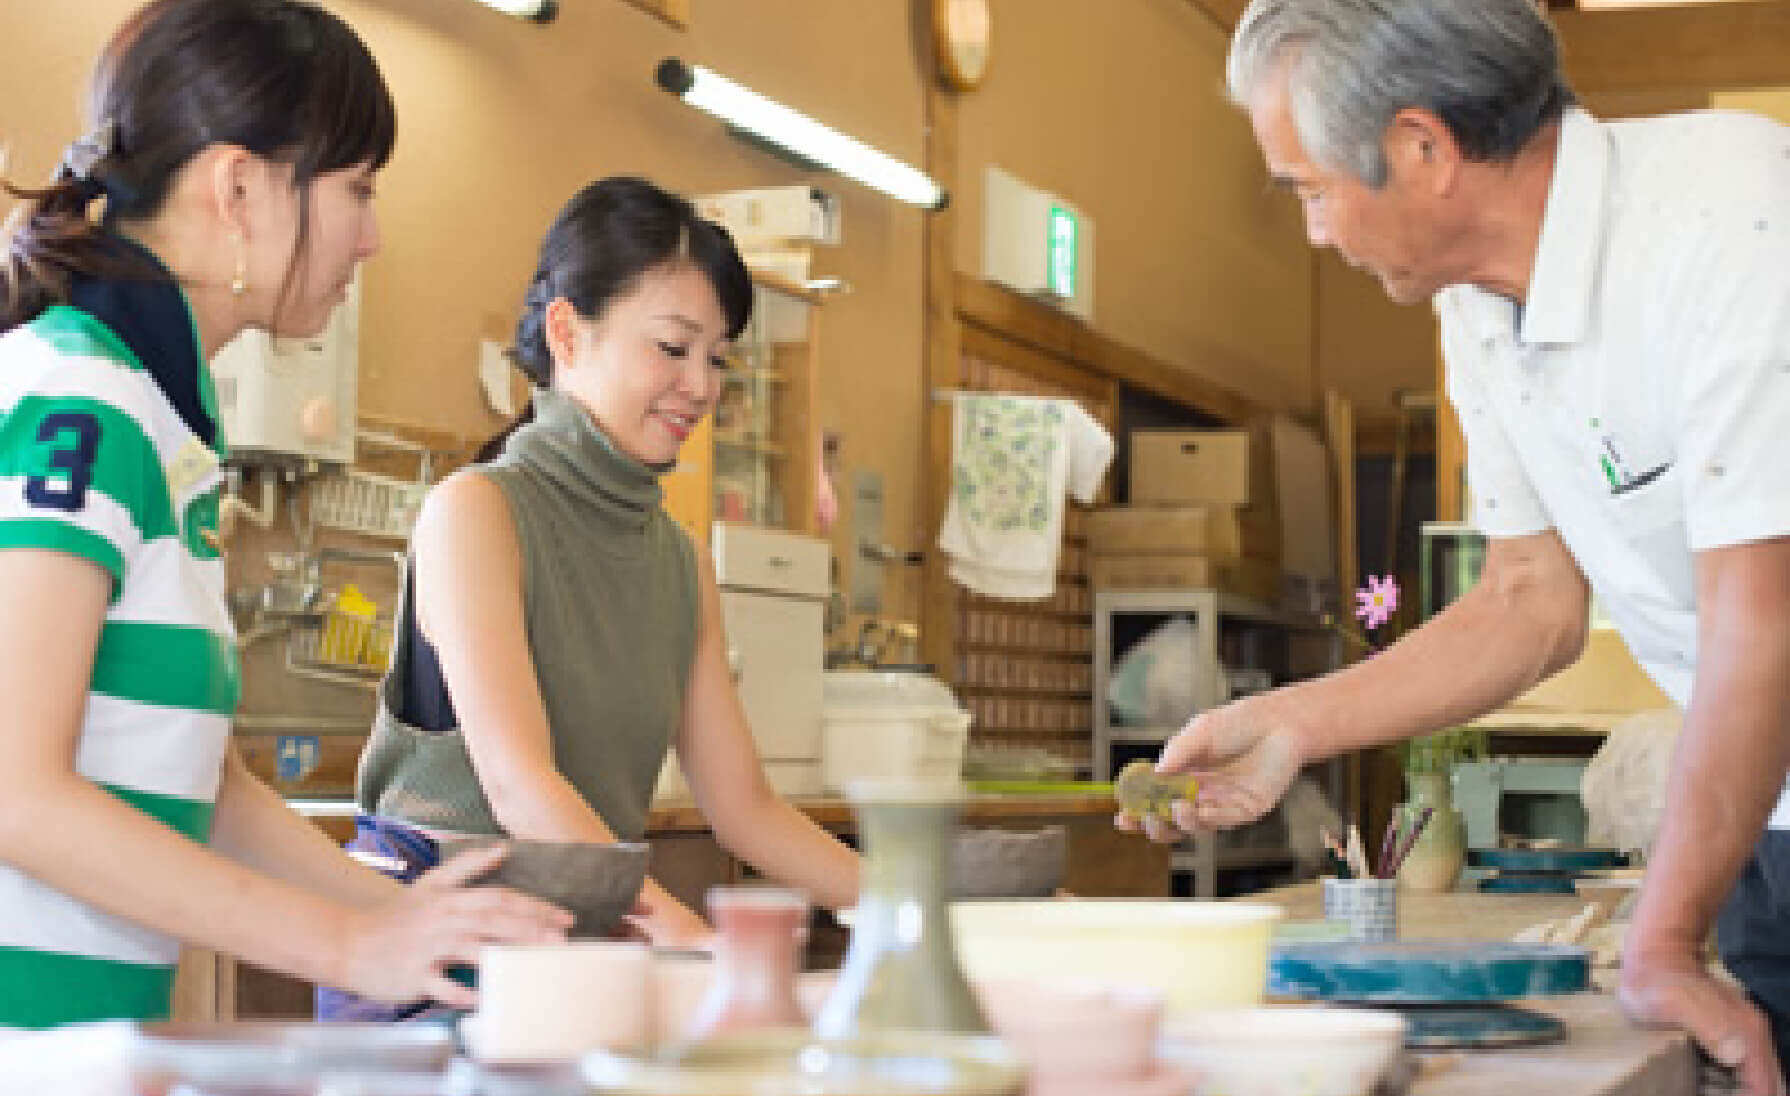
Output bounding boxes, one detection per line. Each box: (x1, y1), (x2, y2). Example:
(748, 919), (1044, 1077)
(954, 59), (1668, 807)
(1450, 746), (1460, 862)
(972, 977), (1165, 1093)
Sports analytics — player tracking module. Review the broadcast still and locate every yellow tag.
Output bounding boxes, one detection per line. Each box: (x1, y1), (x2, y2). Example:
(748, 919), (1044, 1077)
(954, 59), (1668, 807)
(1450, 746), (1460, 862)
(166, 438), (219, 499)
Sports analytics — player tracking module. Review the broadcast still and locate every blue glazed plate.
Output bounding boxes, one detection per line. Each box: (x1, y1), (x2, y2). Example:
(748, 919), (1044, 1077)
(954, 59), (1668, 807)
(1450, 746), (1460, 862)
(1268, 940), (1591, 1003)
(1466, 847), (1626, 873)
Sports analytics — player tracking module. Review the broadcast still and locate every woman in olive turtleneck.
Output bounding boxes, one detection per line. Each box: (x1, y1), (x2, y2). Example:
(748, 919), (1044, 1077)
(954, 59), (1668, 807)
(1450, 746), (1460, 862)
(340, 179), (860, 1018)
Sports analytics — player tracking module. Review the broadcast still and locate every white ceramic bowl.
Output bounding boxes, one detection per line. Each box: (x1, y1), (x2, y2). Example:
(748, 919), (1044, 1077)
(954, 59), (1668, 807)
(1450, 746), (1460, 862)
(1156, 1007), (1407, 1096)
(948, 900), (1282, 1014)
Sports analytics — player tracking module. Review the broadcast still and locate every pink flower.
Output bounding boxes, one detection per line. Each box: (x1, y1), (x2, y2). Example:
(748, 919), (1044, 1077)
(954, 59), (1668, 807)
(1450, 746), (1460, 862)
(1354, 574), (1399, 632)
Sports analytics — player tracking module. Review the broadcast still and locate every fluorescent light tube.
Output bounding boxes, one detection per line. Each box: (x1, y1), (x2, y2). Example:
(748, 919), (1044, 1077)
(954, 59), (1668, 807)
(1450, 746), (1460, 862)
(657, 58), (948, 211)
(473, 0), (558, 22)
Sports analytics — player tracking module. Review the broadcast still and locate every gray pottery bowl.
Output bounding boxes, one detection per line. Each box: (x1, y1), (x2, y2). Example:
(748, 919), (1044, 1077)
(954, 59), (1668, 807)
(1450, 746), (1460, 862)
(948, 826), (1068, 898)
(439, 838), (650, 939)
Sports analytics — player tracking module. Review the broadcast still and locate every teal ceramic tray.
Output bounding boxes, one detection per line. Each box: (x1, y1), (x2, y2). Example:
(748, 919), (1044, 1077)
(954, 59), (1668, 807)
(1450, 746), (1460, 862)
(1467, 847), (1626, 873)
(1268, 940), (1591, 1003)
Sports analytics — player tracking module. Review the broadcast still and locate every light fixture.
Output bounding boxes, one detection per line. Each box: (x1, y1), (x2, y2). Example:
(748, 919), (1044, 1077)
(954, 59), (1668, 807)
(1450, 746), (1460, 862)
(471, 0), (558, 23)
(656, 58), (949, 211)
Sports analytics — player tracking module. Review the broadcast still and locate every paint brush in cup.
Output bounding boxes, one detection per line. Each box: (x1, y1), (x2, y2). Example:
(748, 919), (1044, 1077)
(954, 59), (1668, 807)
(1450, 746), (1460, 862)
(1384, 806), (1436, 879)
(1345, 824), (1371, 881)
(1321, 827), (1352, 878)
(1376, 817), (1402, 880)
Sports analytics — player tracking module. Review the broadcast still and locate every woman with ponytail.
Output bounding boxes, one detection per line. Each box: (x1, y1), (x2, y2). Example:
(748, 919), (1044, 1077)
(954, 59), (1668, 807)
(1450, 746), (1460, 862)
(340, 178), (859, 1018)
(0, 0), (568, 1031)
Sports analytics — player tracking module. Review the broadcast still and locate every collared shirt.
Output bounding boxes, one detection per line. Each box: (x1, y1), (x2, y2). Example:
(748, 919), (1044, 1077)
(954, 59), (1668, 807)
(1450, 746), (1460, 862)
(1437, 107), (1790, 826)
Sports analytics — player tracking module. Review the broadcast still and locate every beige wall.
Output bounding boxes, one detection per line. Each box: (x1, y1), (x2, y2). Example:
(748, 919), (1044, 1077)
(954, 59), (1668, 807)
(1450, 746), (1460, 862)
(1313, 254), (1435, 426)
(2, 0), (1335, 624)
(955, 0), (1318, 414)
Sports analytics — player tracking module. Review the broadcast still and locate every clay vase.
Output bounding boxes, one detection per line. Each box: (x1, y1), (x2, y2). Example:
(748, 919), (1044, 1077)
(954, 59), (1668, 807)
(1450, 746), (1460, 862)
(682, 887), (809, 1045)
(813, 782), (990, 1037)
(1395, 770), (1469, 894)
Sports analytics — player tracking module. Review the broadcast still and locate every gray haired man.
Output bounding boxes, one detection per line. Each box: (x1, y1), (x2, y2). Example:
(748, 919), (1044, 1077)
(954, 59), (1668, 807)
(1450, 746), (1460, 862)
(1129, 1), (1790, 1090)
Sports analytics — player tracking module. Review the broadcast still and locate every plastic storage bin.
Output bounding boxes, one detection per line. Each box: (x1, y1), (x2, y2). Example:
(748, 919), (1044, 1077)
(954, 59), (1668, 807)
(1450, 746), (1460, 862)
(821, 671), (971, 793)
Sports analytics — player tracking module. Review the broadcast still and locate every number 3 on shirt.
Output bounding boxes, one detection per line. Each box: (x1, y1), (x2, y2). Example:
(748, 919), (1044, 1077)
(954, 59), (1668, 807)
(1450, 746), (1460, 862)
(25, 412), (101, 513)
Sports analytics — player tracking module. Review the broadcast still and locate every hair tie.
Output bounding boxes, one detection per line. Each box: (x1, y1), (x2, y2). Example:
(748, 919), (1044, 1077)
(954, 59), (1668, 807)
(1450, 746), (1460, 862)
(60, 119), (119, 183)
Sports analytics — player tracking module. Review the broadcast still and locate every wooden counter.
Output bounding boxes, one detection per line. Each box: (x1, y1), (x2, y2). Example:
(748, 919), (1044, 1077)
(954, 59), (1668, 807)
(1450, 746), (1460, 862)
(1253, 883), (1697, 1096)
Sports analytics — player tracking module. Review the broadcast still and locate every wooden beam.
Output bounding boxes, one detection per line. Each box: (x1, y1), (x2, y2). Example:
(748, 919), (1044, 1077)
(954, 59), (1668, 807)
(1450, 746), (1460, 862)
(920, 8), (964, 684)
(1182, 0), (1790, 93)
(1181, 0), (1250, 32)
(952, 273), (1262, 424)
(1553, 2), (1790, 92)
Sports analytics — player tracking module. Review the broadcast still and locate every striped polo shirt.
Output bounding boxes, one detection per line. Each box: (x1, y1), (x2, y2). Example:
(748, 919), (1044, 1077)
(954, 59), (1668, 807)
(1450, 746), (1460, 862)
(0, 257), (238, 1029)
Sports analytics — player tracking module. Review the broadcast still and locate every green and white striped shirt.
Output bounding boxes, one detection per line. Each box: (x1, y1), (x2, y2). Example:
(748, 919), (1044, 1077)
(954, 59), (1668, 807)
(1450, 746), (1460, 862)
(0, 294), (238, 1029)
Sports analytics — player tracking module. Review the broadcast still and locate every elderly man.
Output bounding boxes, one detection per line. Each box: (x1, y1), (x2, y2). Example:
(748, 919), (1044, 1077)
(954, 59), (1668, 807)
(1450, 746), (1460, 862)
(1136, 1), (1790, 1091)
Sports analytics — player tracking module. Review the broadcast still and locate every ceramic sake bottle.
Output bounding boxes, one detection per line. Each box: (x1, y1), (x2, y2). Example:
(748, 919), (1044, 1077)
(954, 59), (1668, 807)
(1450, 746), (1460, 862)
(682, 886), (810, 1045)
(813, 782), (989, 1038)
(1396, 769), (1469, 893)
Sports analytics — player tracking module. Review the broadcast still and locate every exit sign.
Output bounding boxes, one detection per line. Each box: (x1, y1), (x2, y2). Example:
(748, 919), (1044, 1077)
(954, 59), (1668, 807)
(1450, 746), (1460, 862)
(1047, 205), (1078, 298)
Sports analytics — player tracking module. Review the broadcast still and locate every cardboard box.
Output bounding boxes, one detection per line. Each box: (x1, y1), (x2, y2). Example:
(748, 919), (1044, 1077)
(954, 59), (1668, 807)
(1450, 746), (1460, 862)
(1087, 505), (1280, 563)
(1131, 427), (1274, 507)
(1511, 628), (1675, 713)
(1089, 553), (1281, 606)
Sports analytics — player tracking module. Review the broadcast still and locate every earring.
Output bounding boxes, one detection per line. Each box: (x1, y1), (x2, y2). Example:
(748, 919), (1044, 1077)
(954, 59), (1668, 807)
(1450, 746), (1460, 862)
(230, 235), (248, 297)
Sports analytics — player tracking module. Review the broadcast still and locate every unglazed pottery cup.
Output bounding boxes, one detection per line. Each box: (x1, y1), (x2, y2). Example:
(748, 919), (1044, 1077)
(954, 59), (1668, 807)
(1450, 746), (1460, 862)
(474, 940), (652, 1061)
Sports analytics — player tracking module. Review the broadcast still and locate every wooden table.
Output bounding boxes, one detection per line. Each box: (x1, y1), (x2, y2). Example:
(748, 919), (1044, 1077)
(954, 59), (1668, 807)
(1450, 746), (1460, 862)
(1254, 883), (1697, 1096)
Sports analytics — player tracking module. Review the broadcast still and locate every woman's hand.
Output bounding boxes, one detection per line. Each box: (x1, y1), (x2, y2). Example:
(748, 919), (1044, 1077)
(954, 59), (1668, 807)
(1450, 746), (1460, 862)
(334, 844), (572, 1008)
(626, 890), (715, 952)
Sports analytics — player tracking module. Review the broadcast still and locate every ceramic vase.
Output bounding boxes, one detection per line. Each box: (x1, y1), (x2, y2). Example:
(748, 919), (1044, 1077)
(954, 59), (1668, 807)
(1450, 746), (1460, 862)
(682, 887), (809, 1046)
(813, 783), (990, 1038)
(1395, 769), (1468, 894)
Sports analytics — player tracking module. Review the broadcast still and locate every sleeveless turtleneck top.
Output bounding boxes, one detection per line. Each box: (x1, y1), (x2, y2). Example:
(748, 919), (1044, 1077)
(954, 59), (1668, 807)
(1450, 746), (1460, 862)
(356, 387), (699, 841)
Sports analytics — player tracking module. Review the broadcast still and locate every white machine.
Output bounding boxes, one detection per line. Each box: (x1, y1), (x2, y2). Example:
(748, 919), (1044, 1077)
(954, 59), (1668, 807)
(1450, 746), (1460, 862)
(710, 522), (830, 796)
(210, 279), (360, 464)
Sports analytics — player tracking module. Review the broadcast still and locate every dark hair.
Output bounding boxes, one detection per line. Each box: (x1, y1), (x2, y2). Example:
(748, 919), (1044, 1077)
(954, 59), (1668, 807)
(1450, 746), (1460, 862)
(1, 0), (397, 330)
(477, 176), (754, 463)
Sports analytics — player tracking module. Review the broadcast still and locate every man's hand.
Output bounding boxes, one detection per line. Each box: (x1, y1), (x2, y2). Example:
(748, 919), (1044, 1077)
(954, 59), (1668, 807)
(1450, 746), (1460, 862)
(1115, 690), (1312, 843)
(1620, 948), (1783, 1096)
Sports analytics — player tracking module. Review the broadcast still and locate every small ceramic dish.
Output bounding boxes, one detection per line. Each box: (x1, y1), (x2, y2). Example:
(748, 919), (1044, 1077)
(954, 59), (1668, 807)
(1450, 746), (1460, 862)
(1156, 1006), (1406, 1096)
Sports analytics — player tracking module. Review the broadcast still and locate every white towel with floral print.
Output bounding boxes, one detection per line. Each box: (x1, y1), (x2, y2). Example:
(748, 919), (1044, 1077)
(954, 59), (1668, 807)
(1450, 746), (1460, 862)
(937, 394), (1113, 600)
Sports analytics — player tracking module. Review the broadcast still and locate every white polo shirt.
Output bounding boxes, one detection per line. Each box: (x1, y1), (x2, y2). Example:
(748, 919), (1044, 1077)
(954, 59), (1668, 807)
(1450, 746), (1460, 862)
(1436, 107), (1790, 827)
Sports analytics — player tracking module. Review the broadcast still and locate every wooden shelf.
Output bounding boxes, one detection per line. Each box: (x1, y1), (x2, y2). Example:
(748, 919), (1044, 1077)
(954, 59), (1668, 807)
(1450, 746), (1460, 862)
(974, 727), (1094, 740)
(957, 684), (1092, 699)
(713, 433), (789, 458)
(962, 605), (1091, 620)
(721, 367), (788, 384)
(959, 642), (1092, 660)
